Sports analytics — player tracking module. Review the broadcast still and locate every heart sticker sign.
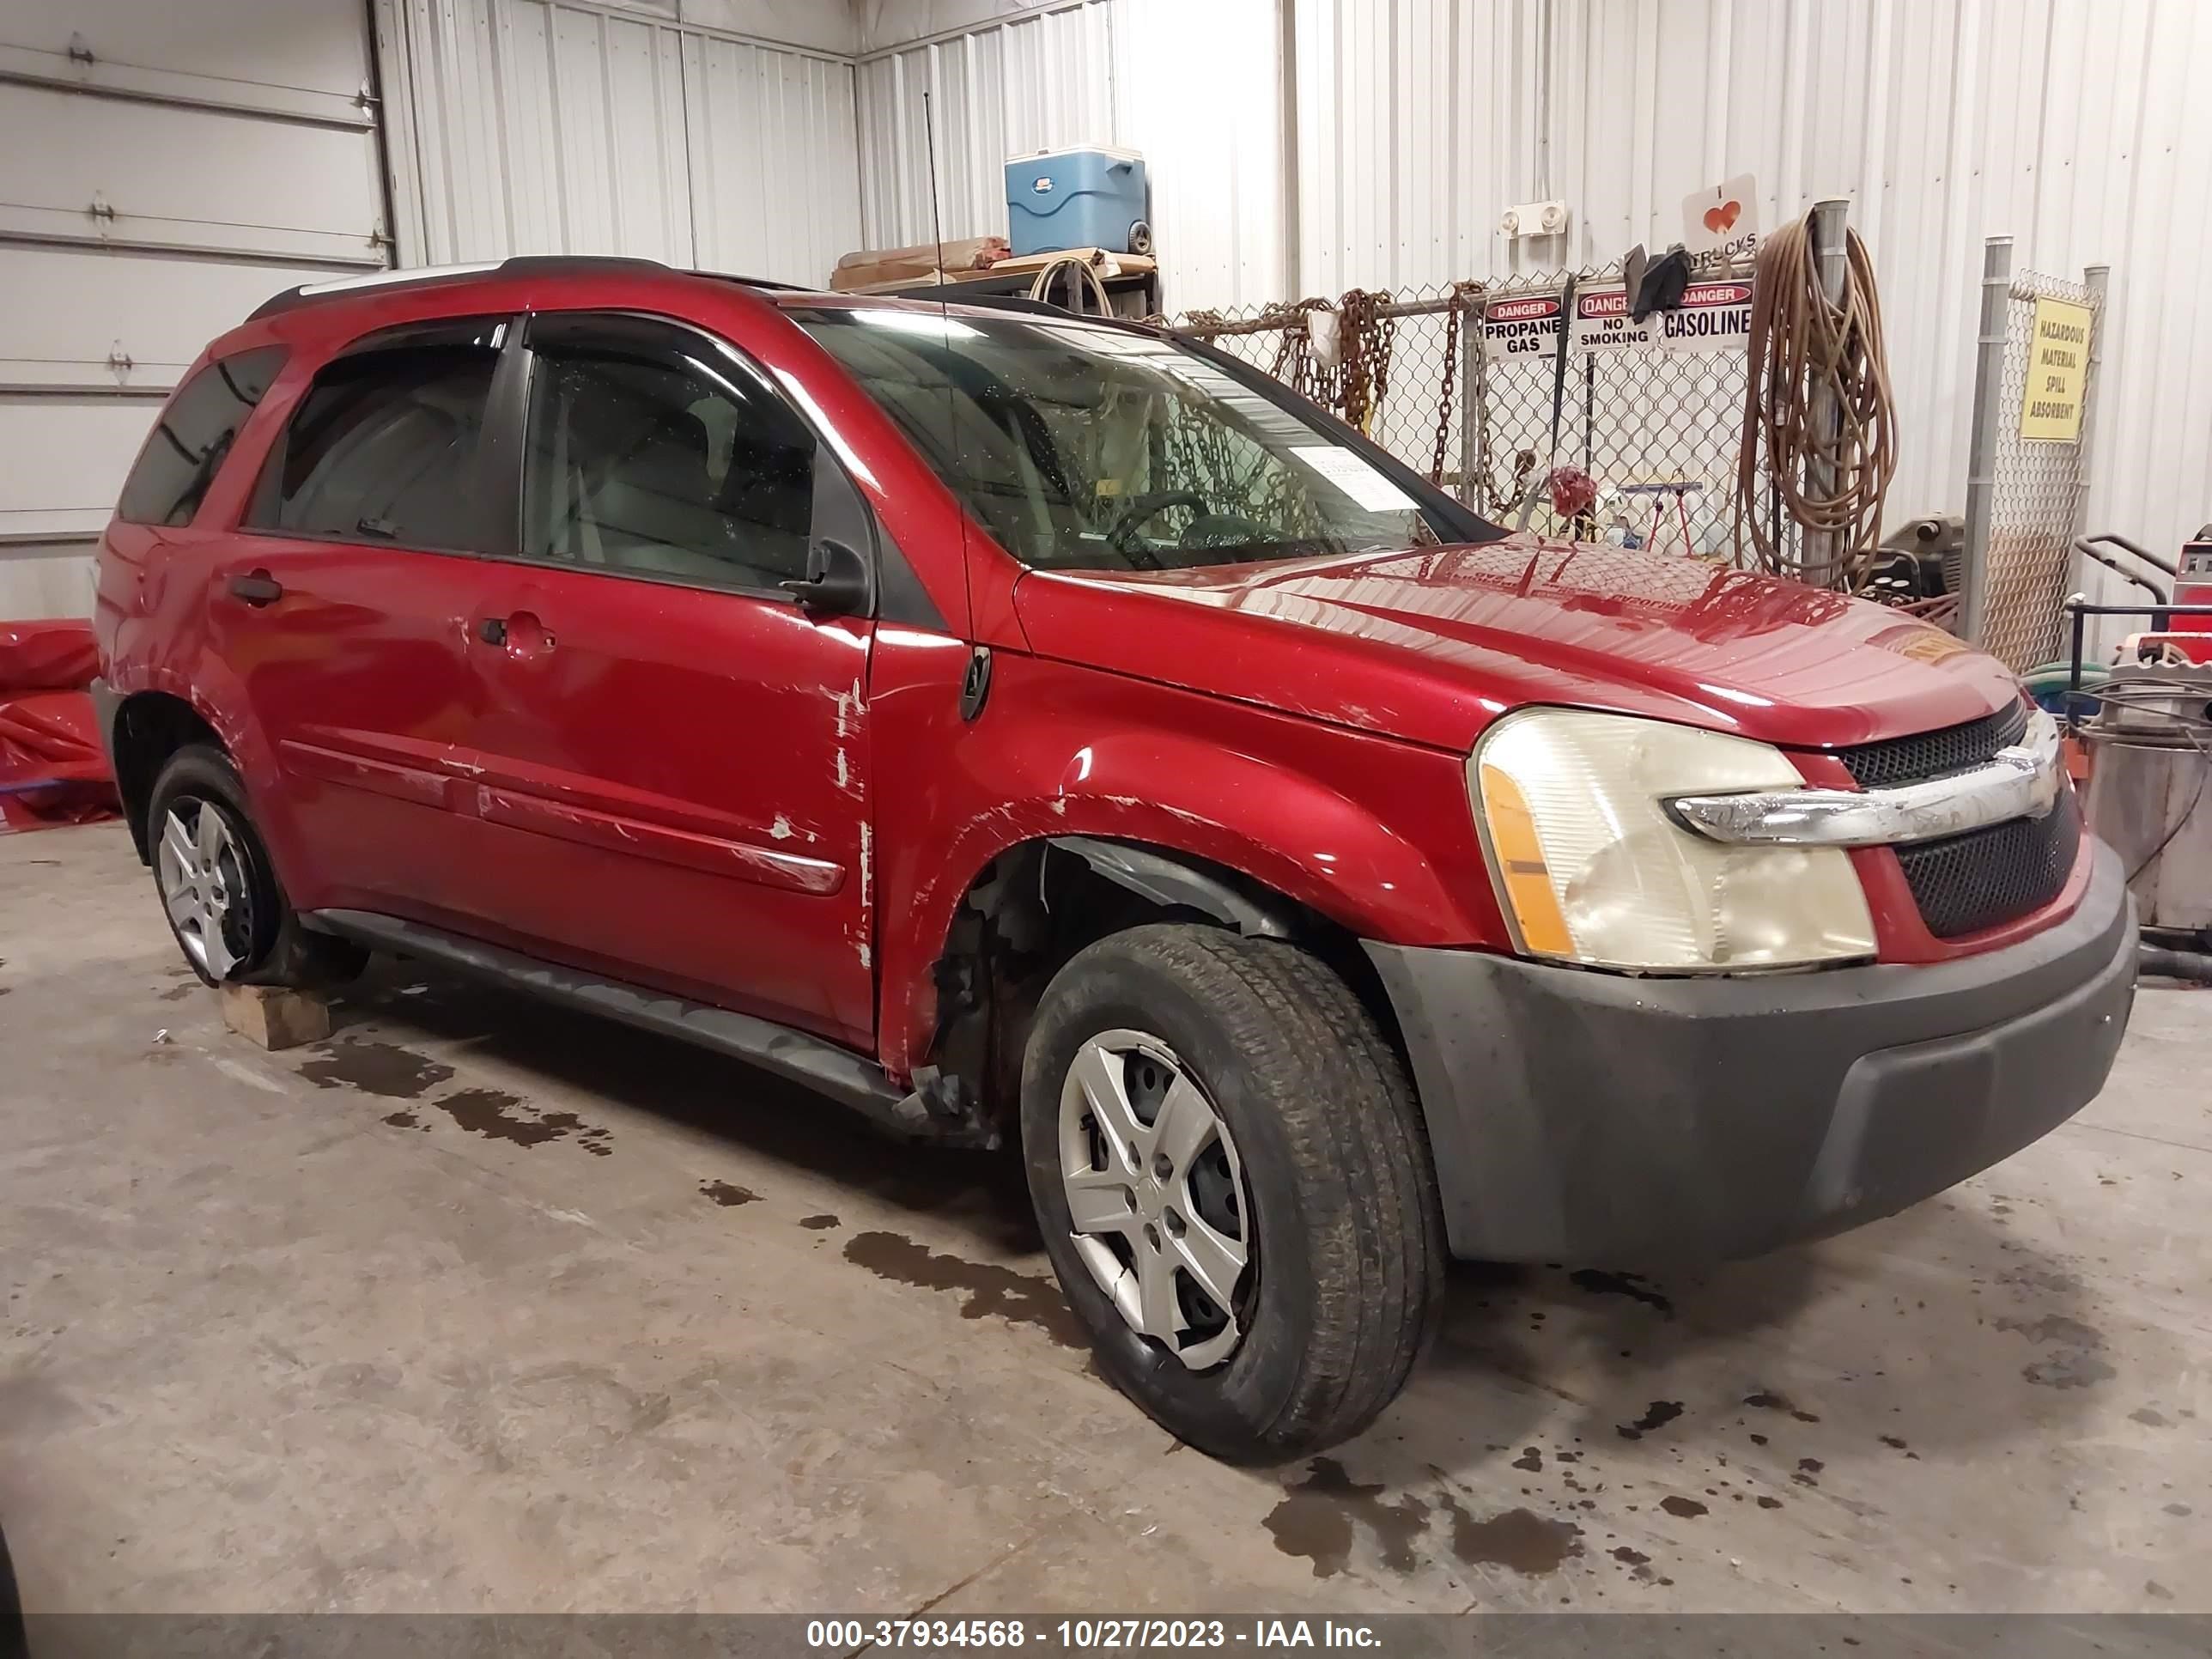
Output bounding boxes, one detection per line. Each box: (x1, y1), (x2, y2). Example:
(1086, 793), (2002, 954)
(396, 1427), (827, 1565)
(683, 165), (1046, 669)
(1683, 173), (1759, 261)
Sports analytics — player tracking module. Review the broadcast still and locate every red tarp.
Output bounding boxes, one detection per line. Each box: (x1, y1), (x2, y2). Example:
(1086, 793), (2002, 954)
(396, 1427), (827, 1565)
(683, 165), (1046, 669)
(0, 621), (118, 832)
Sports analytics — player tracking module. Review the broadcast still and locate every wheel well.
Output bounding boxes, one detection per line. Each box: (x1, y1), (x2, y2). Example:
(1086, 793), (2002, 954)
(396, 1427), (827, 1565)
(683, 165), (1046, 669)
(111, 693), (223, 862)
(919, 837), (1410, 1138)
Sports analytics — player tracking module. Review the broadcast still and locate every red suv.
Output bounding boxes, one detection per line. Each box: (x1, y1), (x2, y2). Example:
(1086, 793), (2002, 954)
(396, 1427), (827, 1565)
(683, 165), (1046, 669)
(93, 258), (2135, 1461)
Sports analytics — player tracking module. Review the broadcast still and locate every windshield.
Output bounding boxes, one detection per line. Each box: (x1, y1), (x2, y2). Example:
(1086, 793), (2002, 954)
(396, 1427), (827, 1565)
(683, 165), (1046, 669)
(791, 307), (1451, 573)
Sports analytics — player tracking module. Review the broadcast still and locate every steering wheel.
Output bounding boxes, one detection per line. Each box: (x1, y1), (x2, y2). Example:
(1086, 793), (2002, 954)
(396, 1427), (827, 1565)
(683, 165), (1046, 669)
(1106, 490), (1209, 562)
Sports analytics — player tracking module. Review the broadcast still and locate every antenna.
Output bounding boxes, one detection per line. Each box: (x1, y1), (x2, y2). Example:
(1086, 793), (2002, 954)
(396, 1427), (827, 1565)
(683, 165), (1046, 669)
(923, 89), (949, 295)
(921, 88), (975, 642)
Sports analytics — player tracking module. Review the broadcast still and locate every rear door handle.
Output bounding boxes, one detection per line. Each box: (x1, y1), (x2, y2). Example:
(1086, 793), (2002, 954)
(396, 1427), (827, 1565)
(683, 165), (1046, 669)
(228, 570), (283, 607)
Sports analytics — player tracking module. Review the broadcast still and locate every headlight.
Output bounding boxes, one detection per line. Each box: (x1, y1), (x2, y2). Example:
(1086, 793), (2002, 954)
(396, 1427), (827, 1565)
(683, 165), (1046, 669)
(1470, 708), (1875, 972)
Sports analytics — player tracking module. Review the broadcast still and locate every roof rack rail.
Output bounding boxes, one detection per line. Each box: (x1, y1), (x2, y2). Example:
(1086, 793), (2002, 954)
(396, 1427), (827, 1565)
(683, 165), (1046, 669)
(691, 270), (811, 292)
(247, 253), (694, 321)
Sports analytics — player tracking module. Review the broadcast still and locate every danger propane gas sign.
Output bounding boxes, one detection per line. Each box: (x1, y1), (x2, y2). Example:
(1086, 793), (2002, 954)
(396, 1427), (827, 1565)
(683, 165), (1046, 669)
(1481, 279), (1755, 362)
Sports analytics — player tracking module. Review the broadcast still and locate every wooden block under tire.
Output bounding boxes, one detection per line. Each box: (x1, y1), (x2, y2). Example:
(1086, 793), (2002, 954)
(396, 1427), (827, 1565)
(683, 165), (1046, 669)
(219, 983), (331, 1050)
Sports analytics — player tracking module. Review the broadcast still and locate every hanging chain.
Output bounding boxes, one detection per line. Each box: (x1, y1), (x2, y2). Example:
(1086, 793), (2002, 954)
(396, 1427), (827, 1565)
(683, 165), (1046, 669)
(1428, 283), (1475, 486)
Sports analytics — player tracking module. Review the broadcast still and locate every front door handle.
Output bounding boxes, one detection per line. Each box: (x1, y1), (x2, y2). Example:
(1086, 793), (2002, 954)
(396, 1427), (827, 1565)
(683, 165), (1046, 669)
(228, 570), (283, 607)
(476, 611), (555, 659)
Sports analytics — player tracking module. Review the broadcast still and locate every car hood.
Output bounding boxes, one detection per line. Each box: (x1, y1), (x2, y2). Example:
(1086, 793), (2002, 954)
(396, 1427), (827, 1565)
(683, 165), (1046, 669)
(1012, 536), (2021, 752)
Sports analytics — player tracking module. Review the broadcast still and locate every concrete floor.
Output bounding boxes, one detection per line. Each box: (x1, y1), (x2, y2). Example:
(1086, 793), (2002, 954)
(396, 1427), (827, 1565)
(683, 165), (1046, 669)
(1, 821), (2206, 1615)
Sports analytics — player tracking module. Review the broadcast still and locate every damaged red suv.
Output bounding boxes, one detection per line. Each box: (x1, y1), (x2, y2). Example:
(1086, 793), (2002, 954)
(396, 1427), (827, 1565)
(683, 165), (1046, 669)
(93, 258), (2134, 1461)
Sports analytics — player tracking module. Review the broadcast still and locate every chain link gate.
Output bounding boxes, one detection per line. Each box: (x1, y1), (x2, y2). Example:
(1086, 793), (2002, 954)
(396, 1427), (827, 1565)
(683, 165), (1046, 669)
(1965, 259), (2108, 672)
(1171, 264), (1772, 563)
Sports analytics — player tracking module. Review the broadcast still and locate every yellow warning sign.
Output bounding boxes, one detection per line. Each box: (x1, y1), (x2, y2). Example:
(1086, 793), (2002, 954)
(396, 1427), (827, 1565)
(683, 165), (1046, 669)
(2019, 295), (2093, 442)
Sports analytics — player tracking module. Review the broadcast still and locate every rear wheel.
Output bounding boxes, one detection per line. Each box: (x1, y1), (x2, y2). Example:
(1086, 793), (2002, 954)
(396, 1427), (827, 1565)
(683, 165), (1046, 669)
(147, 744), (366, 989)
(1022, 923), (1443, 1462)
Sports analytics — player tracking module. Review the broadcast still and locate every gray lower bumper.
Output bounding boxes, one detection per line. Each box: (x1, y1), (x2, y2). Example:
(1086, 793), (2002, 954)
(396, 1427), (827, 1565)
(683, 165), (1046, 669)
(1366, 841), (2137, 1264)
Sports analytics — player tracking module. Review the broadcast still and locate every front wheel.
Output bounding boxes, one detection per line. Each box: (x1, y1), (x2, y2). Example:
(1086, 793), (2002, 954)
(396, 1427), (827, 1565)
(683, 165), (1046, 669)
(1021, 924), (1443, 1462)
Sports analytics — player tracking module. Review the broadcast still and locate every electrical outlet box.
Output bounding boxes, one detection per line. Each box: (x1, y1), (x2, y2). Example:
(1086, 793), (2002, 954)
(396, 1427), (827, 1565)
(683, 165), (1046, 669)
(1500, 199), (1570, 240)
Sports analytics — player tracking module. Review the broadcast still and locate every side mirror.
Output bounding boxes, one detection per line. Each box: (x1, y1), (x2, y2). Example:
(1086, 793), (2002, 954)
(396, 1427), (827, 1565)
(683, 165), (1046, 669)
(781, 537), (873, 617)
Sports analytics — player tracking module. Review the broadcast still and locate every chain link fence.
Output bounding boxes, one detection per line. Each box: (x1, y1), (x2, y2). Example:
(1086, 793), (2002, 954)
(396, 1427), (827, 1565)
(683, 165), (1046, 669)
(1171, 262), (1774, 563)
(1975, 269), (2106, 672)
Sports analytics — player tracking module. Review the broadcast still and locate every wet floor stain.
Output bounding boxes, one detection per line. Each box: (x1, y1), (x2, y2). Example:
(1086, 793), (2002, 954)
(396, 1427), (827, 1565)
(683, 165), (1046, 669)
(701, 1180), (761, 1207)
(2130, 1407), (2169, 1427)
(1512, 1446), (1543, 1472)
(1756, 1495), (1784, 1510)
(1994, 1313), (2115, 1389)
(1264, 1458), (1430, 1577)
(799, 1213), (840, 1231)
(1610, 1545), (1650, 1567)
(532, 1111), (614, 1156)
(1744, 1389), (1821, 1424)
(842, 1230), (1085, 1350)
(1659, 1495), (1707, 1519)
(158, 984), (198, 1002)
(1618, 1400), (1684, 1440)
(1433, 1489), (1584, 1577)
(1569, 1269), (1674, 1316)
(298, 1038), (455, 1099)
(431, 1087), (610, 1153)
(2165, 1503), (2192, 1517)
(1879, 1434), (1911, 1449)
(381, 1109), (429, 1131)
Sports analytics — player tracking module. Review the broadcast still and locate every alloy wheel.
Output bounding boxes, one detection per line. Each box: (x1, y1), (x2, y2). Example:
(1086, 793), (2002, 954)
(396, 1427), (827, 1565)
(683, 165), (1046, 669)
(155, 798), (253, 980)
(1058, 1030), (1253, 1370)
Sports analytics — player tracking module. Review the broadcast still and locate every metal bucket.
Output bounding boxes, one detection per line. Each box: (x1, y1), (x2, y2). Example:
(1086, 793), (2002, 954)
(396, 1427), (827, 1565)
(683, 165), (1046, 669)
(2081, 667), (2212, 933)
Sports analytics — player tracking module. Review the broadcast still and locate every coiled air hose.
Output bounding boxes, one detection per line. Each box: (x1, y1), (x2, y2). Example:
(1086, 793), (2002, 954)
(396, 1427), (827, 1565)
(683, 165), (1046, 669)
(1734, 212), (1899, 590)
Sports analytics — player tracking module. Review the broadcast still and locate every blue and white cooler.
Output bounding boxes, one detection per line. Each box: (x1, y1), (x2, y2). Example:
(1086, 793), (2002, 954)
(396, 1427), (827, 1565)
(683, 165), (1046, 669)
(1004, 145), (1151, 258)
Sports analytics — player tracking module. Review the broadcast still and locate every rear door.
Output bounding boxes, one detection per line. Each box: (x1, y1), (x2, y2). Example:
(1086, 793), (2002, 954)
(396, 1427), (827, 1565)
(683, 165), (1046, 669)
(204, 317), (511, 922)
(456, 310), (877, 1045)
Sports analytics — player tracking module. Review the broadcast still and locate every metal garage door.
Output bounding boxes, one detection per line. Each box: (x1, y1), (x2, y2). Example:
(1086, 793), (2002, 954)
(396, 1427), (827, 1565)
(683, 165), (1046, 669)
(0, 0), (388, 617)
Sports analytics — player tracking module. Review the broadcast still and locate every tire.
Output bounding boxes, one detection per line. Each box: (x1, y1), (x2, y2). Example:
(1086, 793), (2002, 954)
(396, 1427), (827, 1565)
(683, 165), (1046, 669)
(1021, 923), (1443, 1462)
(146, 744), (368, 989)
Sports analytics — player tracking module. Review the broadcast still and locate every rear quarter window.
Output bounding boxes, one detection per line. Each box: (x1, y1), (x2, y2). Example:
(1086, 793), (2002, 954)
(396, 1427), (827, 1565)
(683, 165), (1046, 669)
(116, 346), (289, 527)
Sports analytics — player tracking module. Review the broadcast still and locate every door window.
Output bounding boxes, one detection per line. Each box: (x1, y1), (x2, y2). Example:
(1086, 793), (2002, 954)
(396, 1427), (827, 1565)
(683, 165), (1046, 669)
(117, 345), (289, 527)
(520, 315), (816, 593)
(246, 319), (503, 550)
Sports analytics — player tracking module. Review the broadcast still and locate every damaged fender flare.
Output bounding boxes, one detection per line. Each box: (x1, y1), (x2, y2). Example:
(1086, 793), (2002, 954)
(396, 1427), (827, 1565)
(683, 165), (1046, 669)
(1047, 836), (1296, 939)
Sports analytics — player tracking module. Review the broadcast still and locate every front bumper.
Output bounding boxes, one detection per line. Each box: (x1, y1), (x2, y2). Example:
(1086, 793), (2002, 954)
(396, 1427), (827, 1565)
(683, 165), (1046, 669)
(1365, 839), (2137, 1264)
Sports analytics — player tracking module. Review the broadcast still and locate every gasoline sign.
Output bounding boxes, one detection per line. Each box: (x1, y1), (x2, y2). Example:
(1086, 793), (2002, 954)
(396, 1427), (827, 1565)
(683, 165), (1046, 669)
(2019, 295), (2092, 442)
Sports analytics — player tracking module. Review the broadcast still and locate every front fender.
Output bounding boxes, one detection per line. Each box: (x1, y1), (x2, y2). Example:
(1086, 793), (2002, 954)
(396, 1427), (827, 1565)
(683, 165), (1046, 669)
(878, 653), (1504, 1078)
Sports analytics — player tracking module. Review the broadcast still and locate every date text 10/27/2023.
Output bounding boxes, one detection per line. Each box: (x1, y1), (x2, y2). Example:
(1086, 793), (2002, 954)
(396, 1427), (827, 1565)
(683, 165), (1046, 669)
(805, 1620), (1384, 1650)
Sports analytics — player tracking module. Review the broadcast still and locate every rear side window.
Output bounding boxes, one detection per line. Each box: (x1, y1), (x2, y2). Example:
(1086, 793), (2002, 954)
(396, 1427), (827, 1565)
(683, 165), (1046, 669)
(116, 345), (289, 526)
(246, 319), (502, 550)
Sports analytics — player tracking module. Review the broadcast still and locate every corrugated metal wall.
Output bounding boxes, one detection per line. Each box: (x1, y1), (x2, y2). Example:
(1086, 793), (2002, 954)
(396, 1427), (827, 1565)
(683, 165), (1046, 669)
(377, 0), (860, 285)
(855, 0), (1118, 251)
(1292, 0), (2212, 604)
(854, 0), (1285, 307)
